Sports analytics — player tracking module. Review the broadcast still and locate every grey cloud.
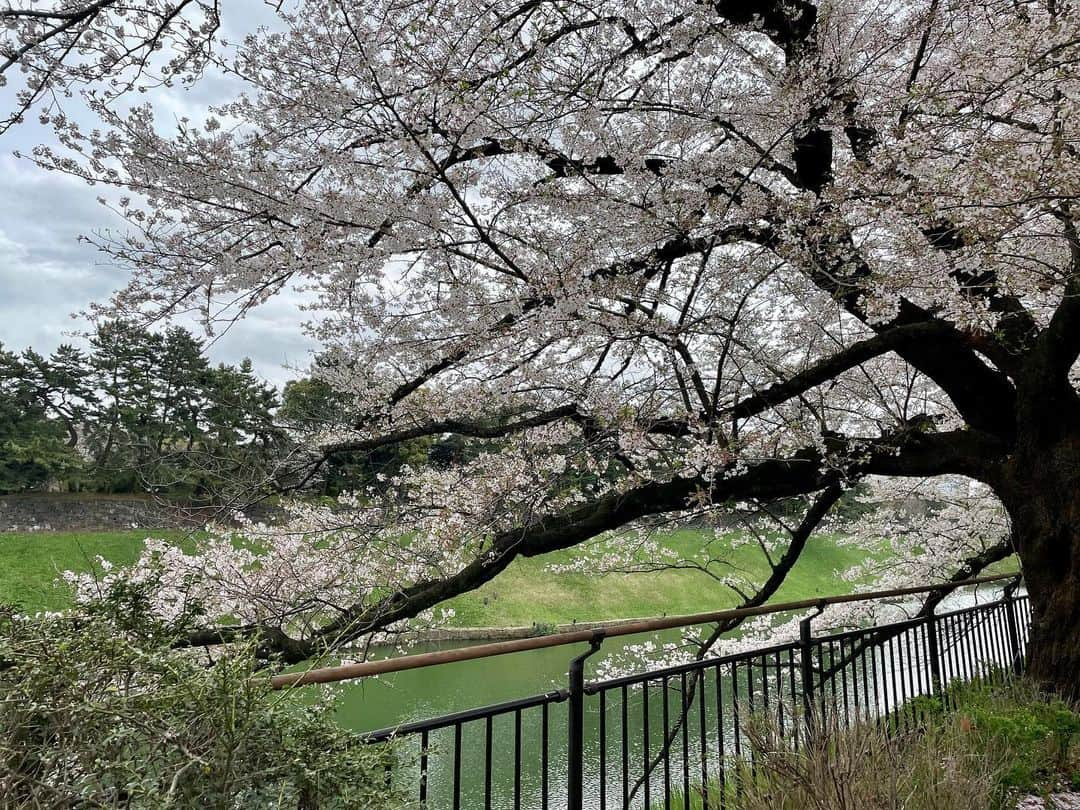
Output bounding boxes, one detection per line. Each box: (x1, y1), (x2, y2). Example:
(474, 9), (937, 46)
(0, 2), (318, 388)
(0, 160), (316, 389)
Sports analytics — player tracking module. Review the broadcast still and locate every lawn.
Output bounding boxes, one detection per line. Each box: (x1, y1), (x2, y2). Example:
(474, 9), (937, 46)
(442, 529), (887, 626)
(0, 526), (901, 625)
(0, 529), (196, 613)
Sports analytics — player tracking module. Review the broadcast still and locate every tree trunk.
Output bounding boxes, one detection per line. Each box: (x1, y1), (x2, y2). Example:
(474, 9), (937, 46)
(997, 428), (1080, 700)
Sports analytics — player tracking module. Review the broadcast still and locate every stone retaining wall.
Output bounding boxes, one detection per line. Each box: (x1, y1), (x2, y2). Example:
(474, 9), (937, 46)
(411, 614), (670, 643)
(0, 493), (278, 532)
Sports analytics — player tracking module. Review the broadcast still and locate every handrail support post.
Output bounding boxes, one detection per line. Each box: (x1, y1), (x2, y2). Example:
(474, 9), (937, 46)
(567, 629), (605, 810)
(799, 601), (826, 743)
(1003, 575), (1024, 675)
(925, 608), (943, 697)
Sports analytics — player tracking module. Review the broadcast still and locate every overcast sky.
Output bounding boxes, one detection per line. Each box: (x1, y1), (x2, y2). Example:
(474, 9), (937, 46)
(0, 3), (314, 388)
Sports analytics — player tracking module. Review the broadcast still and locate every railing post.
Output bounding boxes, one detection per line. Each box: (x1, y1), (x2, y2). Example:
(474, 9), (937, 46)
(925, 611), (942, 696)
(567, 629), (605, 810)
(799, 602), (825, 740)
(1003, 575), (1024, 676)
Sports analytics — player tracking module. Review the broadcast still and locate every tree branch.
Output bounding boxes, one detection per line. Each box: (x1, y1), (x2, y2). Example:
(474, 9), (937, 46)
(223, 427), (1006, 663)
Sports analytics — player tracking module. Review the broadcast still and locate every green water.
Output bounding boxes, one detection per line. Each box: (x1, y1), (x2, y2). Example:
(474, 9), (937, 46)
(335, 637), (603, 733)
(332, 628), (766, 809)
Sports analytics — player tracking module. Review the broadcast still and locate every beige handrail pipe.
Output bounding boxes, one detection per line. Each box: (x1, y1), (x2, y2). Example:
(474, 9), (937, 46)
(270, 572), (1019, 689)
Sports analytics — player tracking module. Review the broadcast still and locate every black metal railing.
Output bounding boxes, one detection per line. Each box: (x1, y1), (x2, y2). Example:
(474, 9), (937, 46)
(347, 577), (1029, 810)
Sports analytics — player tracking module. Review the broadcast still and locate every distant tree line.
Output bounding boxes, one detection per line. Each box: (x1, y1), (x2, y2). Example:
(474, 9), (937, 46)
(0, 321), (435, 499)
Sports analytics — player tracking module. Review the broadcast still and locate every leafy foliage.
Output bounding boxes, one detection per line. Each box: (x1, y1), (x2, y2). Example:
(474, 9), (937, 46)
(912, 679), (1080, 794)
(0, 582), (404, 809)
(0, 344), (82, 493)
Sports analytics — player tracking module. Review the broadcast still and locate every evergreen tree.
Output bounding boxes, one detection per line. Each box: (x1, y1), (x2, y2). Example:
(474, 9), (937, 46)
(0, 344), (81, 492)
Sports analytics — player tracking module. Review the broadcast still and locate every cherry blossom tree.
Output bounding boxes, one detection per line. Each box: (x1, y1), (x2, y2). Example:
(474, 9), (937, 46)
(0, 1), (221, 134)
(8, 0), (1080, 695)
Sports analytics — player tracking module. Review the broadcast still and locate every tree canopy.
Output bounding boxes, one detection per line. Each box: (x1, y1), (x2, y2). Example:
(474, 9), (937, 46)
(4, 0), (1080, 692)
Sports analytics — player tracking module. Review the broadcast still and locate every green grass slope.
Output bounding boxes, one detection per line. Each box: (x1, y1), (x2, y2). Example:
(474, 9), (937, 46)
(0, 527), (1014, 626)
(443, 529), (876, 626)
(0, 529), (191, 613)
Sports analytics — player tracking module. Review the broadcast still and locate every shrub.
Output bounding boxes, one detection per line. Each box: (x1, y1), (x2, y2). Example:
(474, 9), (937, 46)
(925, 679), (1080, 794)
(661, 679), (1080, 810)
(735, 707), (1005, 810)
(0, 582), (404, 809)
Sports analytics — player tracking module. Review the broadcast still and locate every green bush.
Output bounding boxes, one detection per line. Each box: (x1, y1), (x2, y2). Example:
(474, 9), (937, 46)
(933, 679), (1080, 793)
(0, 583), (404, 809)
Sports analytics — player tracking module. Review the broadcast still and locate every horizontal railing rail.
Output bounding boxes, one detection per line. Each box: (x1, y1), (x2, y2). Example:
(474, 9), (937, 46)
(270, 572), (1017, 689)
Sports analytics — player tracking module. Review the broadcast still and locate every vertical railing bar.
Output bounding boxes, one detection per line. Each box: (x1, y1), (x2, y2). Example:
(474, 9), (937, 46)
(974, 608), (991, 680)
(661, 674), (671, 810)
(887, 634), (901, 728)
(484, 716), (493, 810)
(992, 603), (1010, 678)
(983, 604), (1001, 679)
(981, 607), (995, 677)
(902, 626), (917, 722)
(897, 627), (909, 706)
(868, 629), (881, 720)
(788, 647), (799, 751)
(953, 613), (968, 685)
(622, 684), (629, 810)
(993, 601), (1007, 675)
(954, 612), (970, 680)
(760, 652), (769, 711)
(698, 666), (709, 810)
(747, 657), (760, 779)
(859, 636), (872, 722)
(926, 613), (942, 702)
(970, 609), (985, 681)
(452, 722), (462, 810)
(847, 637), (860, 723)
(915, 623), (928, 698)
(876, 639), (894, 717)
(913, 623), (928, 724)
(799, 611), (816, 742)
(730, 660), (741, 761)
(978, 608), (992, 680)
(939, 613), (954, 690)
(681, 672), (690, 805)
(643, 677), (651, 810)
(774, 649), (785, 738)
(419, 730), (429, 805)
(994, 600), (1009, 675)
(715, 663), (726, 808)
(826, 640), (836, 712)
(753, 655), (766, 778)
(954, 613), (972, 686)
(514, 709), (522, 810)
(990, 604), (1005, 677)
(838, 638), (850, 726)
(818, 642), (828, 724)
(961, 612), (978, 681)
(599, 689), (607, 810)
(542, 702), (550, 810)
(961, 610), (979, 682)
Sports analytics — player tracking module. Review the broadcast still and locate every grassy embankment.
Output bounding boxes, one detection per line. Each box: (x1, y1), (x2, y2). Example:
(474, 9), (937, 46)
(0, 528), (1017, 625)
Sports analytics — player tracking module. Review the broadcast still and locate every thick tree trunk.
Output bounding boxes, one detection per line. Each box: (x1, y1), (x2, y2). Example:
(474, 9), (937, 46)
(997, 427), (1080, 700)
